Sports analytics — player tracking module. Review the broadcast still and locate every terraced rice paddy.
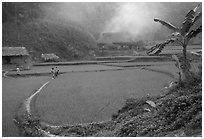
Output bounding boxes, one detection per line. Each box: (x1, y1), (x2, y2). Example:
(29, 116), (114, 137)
(1, 62), (181, 136)
(36, 68), (172, 125)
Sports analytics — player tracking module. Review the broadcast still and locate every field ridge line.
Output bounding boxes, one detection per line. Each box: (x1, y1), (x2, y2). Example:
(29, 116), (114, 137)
(25, 80), (50, 115)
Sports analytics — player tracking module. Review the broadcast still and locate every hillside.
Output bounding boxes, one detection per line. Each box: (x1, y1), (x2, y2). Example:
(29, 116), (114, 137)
(2, 3), (97, 62)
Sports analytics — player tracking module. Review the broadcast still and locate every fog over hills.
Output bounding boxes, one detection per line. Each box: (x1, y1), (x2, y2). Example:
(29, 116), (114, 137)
(2, 2), (202, 61)
(44, 2), (201, 41)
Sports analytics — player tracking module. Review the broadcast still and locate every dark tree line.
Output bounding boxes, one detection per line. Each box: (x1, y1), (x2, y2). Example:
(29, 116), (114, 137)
(2, 2), (43, 23)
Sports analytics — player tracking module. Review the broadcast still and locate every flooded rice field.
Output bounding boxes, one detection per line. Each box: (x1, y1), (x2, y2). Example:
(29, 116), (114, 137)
(2, 63), (174, 136)
(36, 68), (172, 125)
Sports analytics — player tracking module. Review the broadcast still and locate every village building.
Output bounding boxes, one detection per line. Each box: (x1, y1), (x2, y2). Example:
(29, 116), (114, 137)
(41, 53), (59, 62)
(2, 47), (31, 69)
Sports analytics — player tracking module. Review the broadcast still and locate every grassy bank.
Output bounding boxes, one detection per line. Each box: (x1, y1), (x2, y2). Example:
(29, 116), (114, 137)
(42, 78), (201, 137)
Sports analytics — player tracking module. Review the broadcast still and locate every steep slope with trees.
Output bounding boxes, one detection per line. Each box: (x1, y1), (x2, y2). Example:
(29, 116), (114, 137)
(2, 3), (97, 61)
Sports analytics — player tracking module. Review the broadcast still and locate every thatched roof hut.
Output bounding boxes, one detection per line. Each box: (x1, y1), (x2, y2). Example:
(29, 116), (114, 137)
(2, 47), (29, 56)
(2, 47), (31, 69)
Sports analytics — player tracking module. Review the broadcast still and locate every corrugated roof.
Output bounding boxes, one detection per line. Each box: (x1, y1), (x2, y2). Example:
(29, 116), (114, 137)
(2, 47), (29, 56)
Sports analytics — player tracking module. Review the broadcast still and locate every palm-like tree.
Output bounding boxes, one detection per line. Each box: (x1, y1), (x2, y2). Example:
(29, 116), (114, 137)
(147, 4), (202, 81)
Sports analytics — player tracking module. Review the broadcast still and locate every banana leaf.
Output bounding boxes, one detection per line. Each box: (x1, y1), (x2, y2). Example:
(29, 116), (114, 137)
(181, 4), (201, 35)
(154, 18), (179, 32)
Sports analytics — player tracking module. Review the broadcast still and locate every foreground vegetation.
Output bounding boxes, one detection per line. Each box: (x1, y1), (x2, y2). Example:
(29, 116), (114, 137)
(147, 4), (202, 83)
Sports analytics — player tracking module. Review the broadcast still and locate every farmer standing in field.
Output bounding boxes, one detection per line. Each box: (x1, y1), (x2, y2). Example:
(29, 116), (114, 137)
(51, 67), (55, 79)
(16, 67), (21, 76)
(56, 69), (59, 77)
(54, 67), (59, 77)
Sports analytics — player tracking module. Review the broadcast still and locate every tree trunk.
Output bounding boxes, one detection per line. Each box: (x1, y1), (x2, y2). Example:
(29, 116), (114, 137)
(183, 44), (187, 63)
(181, 44), (192, 82)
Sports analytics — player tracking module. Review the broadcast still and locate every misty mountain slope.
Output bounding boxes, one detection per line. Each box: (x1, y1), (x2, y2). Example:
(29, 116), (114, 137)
(3, 19), (97, 61)
(2, 2), (202, 62)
